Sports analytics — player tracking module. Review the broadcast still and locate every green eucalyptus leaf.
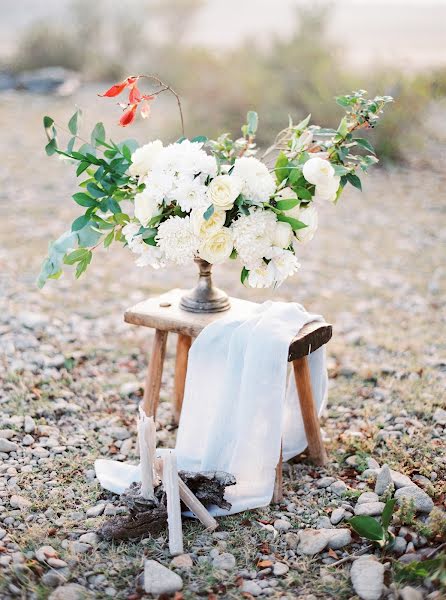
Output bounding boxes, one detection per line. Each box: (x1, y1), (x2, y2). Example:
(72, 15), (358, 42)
(43, 115), (54, 129)
(246, 111), (258, 135)
(295, 187), (312, 200)
(72, 193), (97, 208)
(337, 116), (349, 137)
(45, 138), (57, 156)
(71, 214), (90, 232)
(64, 248), (89, 265)
(191, 135), (208, 143)
(91, 122), (105, 146)
(68, 109), (81, 135)
(104, 230), (114, 248)
(241, 267), (249, 285)
(276, 198), (300, 211)
(203, 204), (215, 221)
(354, 137), (376, 154)
(349, 516), (385, 541)
(275, 152), (289, 184)
(347, 173), (362, 191)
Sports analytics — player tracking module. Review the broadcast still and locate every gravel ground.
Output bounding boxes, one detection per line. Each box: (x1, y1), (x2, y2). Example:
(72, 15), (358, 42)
(0, 91), (445, 599)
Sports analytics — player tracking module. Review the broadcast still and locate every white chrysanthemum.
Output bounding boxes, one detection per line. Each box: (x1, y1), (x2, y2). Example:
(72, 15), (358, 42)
(123, 222), (144, 253)
(273, 221), (293, 248)
(156, 216), (198, 265)
(142, 170), (175, 204)
(267, 247), (300, 285)
(152, 140), (217, 181)
(135, 245), (166, 269)
(247, 260), (276, 288)
(232, 157), (276, 203)
(134, 187), (162, 227)
(231, 208), (277, 268)
(172, 179), (208, 212)
(191, 206), (226, 239)
(294, 204), (318, 244)
(129, 140), (163, 178)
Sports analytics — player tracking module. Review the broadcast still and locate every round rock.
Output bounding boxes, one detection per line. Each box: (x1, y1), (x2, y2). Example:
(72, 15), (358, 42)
(144, 560), (183, 595)
(350, 556), (385, 600)
(395, 486), (434, 513)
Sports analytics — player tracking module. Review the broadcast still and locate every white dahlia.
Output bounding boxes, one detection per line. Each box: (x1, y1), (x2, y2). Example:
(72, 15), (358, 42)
(231, 208), (277, 268)
(173, 179), (208, 212)
(129, 140), (163, 178)
(247, 260), (276, 288)
(267, 247), (301, 285)
(156, 216), (198, 265)
(232, 157), (276, 204)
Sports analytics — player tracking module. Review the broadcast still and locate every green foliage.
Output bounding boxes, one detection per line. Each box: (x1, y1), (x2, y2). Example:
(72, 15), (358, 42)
(394, 554), (446, 589)
(349, 498), (397, 549)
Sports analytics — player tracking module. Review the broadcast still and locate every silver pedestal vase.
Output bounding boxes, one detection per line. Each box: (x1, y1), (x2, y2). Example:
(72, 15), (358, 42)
(180, 258), (230, 313)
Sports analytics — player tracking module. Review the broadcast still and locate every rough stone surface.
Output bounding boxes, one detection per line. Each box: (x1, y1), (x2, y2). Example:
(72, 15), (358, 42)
(326, 528), (352, 550)
(0, 438), (18, 453)
(395, 486), (434, 513)
(242, 580), (262, 596)
(400, 586), (424, 600)
(330, 508), (346, 525)
(171, 554), (193, 570)
(357, 492), (380, 505)
(10, 495), (32, 509)
(354, 502), (386, 516)
(390, 470), (416, 489)
(49, 584), (92, 600)
(144, 560), (183, 595)
(212, 552), (236, 570)
(374, 464), (394, 495)
(330, 480), (347, 496)
(273, 562), (289, 576)
(274, 518), (291, 532)
(350, 556), (385, 600)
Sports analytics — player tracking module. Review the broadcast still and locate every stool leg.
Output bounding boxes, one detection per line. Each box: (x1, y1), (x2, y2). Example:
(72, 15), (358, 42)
(142, 329), (168, 418)
(173, 334), (192, 425)
(293, 356), (327, 466)
(272, 443), (283, 503)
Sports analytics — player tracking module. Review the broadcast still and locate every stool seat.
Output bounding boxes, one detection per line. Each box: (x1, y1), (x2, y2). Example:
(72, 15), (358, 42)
(124, 288), (332, 361)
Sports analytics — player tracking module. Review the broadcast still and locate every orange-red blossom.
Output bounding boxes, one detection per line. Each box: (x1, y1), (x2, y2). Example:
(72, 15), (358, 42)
(99, 76), (154, 127)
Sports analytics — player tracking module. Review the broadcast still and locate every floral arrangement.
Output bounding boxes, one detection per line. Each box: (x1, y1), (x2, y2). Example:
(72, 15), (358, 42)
(39, 75), (392, 289)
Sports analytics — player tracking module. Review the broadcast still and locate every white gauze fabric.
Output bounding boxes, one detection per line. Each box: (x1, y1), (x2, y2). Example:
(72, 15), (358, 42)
(95, 300), (327, 516)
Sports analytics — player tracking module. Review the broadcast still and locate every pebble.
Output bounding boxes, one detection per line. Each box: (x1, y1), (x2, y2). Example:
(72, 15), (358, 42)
(354, 502), (385, 516)
(273, 562), (289, 576)
(316, 516), (333, 529)
(212, 552), (236, 570)
(330, 508), (345, 525)
(326, 529), (352, 550)
(0, 528), (7, 540)
(316, 477), (335, 488)
(22, 434), (34, 445)
(10, 495), (32, 509)
(392, 536), (407, 555)
(329, 480), (347, 496)
(144, 560), (183, 595)
(357, 492), (380, 505)
(24, 416), (36, 433)
(350, 555), (385, 600)
(35, 545), (58, 563)
(108, 427), (130, 440)
(171, 553), (193, 569)
(433, 408), (446, 424)
(395, 486), (434, 513)
(41, 570), (67, 588)
(400, 587), (424, 600)
(49, 583), (92, 599)
(298, 528), (351, 555)
(0, 439), (18, 453)
(374, 464), (393, 496)
(274, 518), (291, 532)
(367, 457), (380, 469)
(0, 429), (16, 439)
(78, 532), (99, 546)
(390, 470), (415, 489)
(284, 532), (299, 549)
(242, 580), (262, 596)
(86, 504), (105, 518)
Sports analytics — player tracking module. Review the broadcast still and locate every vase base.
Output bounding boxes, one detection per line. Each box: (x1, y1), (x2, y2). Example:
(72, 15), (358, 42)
(179, 289), (230, 314)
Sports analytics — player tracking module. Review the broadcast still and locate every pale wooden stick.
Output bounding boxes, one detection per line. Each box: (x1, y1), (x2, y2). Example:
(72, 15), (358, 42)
(155, 458), (217, 531)
(162, 450), (184, 556)
(138, 405), (156, 499)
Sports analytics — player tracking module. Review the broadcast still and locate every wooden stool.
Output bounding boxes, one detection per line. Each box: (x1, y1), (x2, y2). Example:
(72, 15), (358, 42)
(125, 288), (332, 503)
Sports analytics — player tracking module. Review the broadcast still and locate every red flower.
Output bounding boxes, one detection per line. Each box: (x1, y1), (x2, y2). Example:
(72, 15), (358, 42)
(99, 76), (139, 98)
(119, 104), (138, 127)
(128, 85), (142, 104)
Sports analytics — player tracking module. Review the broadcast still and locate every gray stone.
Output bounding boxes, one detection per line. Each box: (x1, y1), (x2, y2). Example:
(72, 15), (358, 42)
(354, 502), (385, 516)
(284, 532), (299, 549)
(326, 528), (352, 550)
(49, 583), (92, 600)
(0, 429), (16, 439)
(78, 532), (99, 546)
(171, 554), (193, 569)
(298, 529), (332, 555)
(316, 477), (335, 488)
(274, 518), (291, 532)
(392, 536), (407, 555)
(316, 516), (333, 529)
(144, 560), (183, 595)
(212, 552), (236, 570)
(330, 480), (347, 496)
(390, 470), (415, 489)
(86, 504), (105, 518)
(330, 508), (346, 525)
(10, 495), (32, 509)
(41, 570), (68, 588)
(273, 562), (289, 576)
(395, 486), (434, 513)
(0, 528), (7, 540)
(0, 439), (18, 453)
(357, 492), (380, 505)
(47, 558), (68, 569)
(24, 416), (36, 433)
(375, 464), (394, 496)
(22, 434), (34, 445)
(367, 458), (380, 469)
(350, 556), (385, 600)
(433, 408), (446, 424)
(35, 545), (57, 563)
(400, 586), (424, 600)
(108, 427), (130, 440)
(242, 580), (262, 596)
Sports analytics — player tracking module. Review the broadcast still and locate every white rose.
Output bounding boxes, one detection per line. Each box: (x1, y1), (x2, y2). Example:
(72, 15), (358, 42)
(199, 228), (233, 264)
(129, 140), (163, 178)
(207, 175), (242, 211)
(134, 189), (162, 227)
(273, 221), (293, 248)
(276, 187), (300, 219)
(295, 204), (318, 244)
(302, 157), (335, 187)
(191, 206), (226, 239)
(314, 176), (340, 202)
